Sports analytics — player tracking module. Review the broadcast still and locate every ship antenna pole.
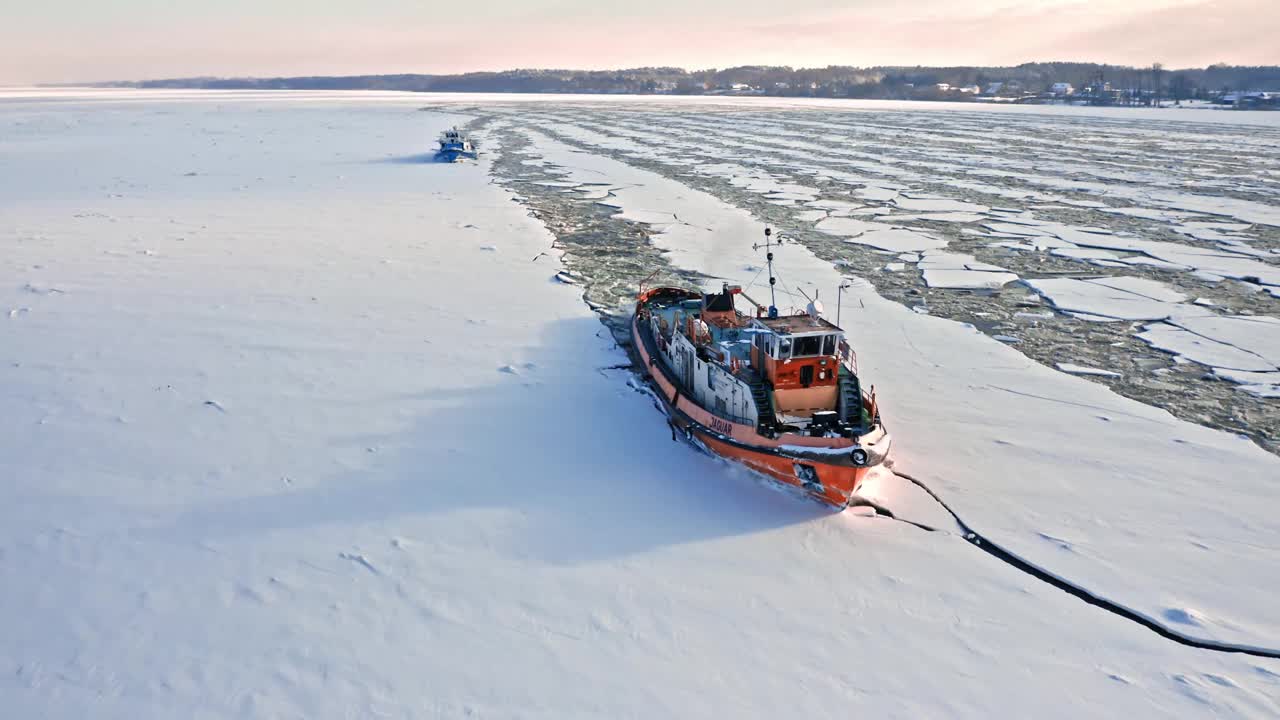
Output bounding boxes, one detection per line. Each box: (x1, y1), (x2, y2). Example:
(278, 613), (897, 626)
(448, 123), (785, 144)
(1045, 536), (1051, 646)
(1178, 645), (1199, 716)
(837, 279), (851, 327)
(755, 227), (779, 318)
(766, 228), (776, 315)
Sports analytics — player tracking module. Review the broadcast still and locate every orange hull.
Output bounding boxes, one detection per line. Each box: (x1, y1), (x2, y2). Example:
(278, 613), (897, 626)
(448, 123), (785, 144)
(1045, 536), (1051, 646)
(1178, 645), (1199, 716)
(692, 424), (872, 507)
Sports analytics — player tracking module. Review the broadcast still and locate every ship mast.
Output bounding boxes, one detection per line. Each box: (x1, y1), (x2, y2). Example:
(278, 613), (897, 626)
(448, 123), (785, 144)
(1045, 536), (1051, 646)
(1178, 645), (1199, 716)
(754, 227), (780, 318)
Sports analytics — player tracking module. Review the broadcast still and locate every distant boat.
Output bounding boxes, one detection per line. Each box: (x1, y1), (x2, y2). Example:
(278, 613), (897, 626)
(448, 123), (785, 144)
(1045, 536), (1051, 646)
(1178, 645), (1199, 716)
(436, 127), (477, 162)
(631, 228), (890, 508)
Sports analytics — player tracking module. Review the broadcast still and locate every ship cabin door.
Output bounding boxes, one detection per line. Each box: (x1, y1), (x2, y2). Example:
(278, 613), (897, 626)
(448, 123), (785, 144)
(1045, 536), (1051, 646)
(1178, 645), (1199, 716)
(751, 330), (777, 376)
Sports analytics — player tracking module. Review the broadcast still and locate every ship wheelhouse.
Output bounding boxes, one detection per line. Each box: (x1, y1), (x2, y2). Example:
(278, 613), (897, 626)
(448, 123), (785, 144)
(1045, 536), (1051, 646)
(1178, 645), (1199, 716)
(748, 313), (852, 427)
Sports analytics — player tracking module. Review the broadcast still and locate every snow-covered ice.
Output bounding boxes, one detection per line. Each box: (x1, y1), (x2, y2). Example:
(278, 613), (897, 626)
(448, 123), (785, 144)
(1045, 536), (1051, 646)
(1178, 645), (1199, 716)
(918, 251), (1019, 290)
(510, 119), (1280, 644)
(813, 216), (885, 237)
(843, 228), (949, 253)
(1139, 318), (1280, 373)
(892, 195), (989, 214)
(1025, 276), (1193, 321)
(1056, 363), (1122, 377)
(4, 89), (1280, 719)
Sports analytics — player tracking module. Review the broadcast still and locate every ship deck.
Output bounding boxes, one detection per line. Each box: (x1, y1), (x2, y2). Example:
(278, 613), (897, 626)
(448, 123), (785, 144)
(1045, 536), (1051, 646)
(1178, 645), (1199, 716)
(648, 296), (759, 379)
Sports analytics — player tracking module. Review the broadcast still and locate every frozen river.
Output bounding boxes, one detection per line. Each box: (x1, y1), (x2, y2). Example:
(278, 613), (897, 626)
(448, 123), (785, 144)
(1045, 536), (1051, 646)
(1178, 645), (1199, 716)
(462, 99), (1280, 453)
(2, 89), (1278, 718)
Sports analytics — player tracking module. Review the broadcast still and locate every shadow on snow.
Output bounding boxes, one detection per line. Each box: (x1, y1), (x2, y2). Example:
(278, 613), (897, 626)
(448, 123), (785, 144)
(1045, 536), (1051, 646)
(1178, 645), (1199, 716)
(140, 316), (828, 565)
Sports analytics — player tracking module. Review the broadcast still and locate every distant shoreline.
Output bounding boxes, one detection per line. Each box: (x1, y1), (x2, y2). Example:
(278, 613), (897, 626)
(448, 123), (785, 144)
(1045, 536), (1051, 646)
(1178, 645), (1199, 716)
(58, 62), (1280, 110)
(29, 87), (1277, 113)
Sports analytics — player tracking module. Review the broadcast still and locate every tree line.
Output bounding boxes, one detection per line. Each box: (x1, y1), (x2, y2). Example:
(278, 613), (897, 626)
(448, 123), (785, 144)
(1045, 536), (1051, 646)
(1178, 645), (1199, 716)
(104, 63), (1280, 101)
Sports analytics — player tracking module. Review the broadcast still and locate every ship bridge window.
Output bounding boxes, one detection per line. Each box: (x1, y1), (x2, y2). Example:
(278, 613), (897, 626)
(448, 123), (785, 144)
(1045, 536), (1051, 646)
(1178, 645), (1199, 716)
(777, 336), (792, 359)
(792, 335), (823, 358)
(823, 334), (837, 356)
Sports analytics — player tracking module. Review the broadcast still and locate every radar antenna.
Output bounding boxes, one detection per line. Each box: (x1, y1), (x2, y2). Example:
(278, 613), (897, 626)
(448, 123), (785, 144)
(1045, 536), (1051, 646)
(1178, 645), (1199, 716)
(797, 287), (823, 320)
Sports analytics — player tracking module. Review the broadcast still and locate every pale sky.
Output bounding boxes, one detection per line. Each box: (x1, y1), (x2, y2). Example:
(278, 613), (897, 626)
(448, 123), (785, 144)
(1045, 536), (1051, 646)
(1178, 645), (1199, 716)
(2, 0), (1277, 84)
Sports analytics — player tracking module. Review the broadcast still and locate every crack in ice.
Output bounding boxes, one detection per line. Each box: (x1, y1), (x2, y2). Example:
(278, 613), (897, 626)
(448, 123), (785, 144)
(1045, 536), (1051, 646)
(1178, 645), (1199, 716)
(880, 470), (1280, 661)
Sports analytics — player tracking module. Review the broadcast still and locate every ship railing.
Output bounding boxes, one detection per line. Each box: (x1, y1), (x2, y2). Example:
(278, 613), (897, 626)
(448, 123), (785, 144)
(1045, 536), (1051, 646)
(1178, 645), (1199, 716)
(838, 340), (858, 375)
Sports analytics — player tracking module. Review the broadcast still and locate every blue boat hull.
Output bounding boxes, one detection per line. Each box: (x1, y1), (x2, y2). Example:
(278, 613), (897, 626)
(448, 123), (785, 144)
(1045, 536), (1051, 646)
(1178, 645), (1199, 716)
(436, 141), (477, 162)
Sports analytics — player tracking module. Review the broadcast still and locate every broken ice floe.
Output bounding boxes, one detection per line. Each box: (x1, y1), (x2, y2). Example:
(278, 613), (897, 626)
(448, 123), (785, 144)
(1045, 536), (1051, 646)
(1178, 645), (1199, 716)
(891, 211), (988, 224)
(1141, 315), (1280, 373)
(1138, 324), (1276, 373)
(804, 198), (863, 212)
(813, 217), (949, 253)
(892, 194), (989, 214)
(1056, 363), (1122, 378)
(1025, 276), (1192, 322)
(814, 217), (884, 237)
(1050, 247), (1122, 262)
(851, 229), (950, 253)
(1025, 276), (1280, 396)
(919, 252), (1019, 290)
(853, 185), (900, 202)
(1213, 368), (1280, 397)
(612, 209), (678, 225)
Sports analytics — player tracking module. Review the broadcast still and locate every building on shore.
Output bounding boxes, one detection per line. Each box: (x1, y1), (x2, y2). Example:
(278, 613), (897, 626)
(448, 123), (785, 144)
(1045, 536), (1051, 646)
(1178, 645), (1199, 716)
(1218, 91), (1278, 109)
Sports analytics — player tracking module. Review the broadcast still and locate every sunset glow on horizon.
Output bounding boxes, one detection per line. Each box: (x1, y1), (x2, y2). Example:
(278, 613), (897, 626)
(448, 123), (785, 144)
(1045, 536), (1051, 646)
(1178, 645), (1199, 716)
(2, 0), (1277, 84)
